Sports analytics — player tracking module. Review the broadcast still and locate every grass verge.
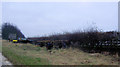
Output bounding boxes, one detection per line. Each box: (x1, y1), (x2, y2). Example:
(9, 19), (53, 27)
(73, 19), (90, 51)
(2, 40), (119, 65)
(2, 40), (50, 65)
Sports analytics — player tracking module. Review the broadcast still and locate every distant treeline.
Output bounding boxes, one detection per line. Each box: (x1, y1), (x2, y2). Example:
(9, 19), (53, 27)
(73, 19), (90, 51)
(2, 23), (25, 39)
(28, 28), (120, 54)
(29, 28), (120, 44)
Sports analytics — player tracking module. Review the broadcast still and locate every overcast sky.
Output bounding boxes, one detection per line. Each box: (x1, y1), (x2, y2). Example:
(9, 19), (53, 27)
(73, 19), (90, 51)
(2, 2), (118, 37)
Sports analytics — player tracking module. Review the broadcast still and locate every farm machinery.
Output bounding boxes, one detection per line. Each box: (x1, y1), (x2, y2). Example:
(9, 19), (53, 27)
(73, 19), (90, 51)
(8, 33), (32, 43)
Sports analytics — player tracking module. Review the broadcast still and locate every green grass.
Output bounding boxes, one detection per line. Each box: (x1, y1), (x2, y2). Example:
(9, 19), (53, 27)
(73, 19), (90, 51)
(2, 40), (119, 65)
(2, 47), (49, 65)
(2, 40), (50, 65)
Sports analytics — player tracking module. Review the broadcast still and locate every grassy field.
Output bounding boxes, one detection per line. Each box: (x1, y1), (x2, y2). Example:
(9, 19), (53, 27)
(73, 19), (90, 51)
(2, 40), (119, 65)
(2, 40), (50, 65)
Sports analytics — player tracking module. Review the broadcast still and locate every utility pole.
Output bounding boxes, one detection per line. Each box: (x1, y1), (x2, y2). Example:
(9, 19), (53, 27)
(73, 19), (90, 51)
(118, 2), (120, 40)
(118, 2), (120, 32)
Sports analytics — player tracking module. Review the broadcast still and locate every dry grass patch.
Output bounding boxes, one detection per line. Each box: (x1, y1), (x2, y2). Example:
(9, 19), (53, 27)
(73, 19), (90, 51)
(2, 40), (119, 65)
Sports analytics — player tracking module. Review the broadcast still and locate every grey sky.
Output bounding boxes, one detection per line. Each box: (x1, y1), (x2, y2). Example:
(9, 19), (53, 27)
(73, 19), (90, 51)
(2, 2), (118, 37)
